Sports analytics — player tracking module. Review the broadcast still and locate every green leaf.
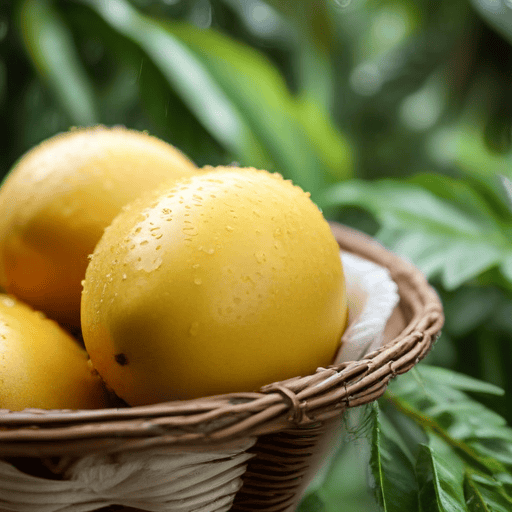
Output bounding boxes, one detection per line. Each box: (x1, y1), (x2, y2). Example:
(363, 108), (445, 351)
(81, 0), (271, 166)
(416, 436), (466, 512)
(19, 0), (98, 125)
(387, 368), (511, 476)
(415, 366), (504, 397)
(441, 241), (502, 290)
(499, 175), (512, 211)
(443, 286), (503, 337)
(408, 173), (512, 228)
(471, 438), (512, 468)
(380, 365), (512, 511)
(500, 252), (512, 283)
(429, 124), (512, 206)
(163, 19), (353, 194)
(296, 490), (326, 512)
(376, 229), (450, 279)
(470, 0), (512, 48)
(390, 368), (508, 447)
(369, 402), (419, 511)
(324, 179), (488, 236)
(323, 178), (510, 289)
(81, 0), (353, 201)
(464, 471), (512, 512)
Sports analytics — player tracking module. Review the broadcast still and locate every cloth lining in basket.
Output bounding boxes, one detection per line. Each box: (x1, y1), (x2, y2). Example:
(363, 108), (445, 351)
(0, 439), (255, 512)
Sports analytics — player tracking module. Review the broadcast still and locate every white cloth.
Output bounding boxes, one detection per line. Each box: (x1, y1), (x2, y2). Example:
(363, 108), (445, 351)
(0, 440), (255, 512)
(337, 251), (399, 362)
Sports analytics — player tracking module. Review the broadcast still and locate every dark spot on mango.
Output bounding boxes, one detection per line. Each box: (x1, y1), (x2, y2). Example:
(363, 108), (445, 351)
(114, 353), (128, 366)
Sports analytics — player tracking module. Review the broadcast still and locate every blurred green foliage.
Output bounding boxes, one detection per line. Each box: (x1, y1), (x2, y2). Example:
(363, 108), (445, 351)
(3, 0), (512, 510)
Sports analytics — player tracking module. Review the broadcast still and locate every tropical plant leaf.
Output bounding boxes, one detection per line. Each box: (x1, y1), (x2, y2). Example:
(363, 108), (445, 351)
(416, 435), (466, 512)
(380, 366), (512, 511)
(296, 490), (326, 512)
(464, 471), (512, 512)
(162, 16), (353, 189)
(324, 179), (488, 235)
(369, 402), (419, 512)
(80, 0), (270, 167)
(389, 367), (510, 454)
(388, 367), (512, 473)
(323, 177), (512, 289)
(18, 0), (98, 126)
(409, 173), (512, 227)
(441, 241), (503, 290)
(442, 286), (504, 337)
(413, 365), (504, 396)
(470, 437), (512, 468)
(79, 0), (353, 201)
(469, 0), (512, 48)
(428, 123), (512, 194)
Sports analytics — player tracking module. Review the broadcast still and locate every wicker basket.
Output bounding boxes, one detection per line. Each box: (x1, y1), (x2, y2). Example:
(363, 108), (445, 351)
(0, 222), (444, 512)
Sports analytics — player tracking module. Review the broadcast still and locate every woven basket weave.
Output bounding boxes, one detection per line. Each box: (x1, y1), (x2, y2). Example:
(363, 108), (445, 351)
(0, 222), (444, 512)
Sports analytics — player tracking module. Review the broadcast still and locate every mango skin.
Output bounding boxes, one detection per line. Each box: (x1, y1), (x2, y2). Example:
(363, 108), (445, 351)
(0, 294), (110, 411)
(81, 168), (348, 405)
(0, 126), (197, 328)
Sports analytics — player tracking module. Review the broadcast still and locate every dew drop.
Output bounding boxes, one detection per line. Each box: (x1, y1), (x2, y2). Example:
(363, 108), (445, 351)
(183, 226), (198, 236)
(1, 297), (15, 308)
(254, 252), (266, 264)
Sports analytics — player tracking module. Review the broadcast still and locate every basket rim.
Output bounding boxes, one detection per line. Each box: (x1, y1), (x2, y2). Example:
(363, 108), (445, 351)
(0, 222), (444, 457)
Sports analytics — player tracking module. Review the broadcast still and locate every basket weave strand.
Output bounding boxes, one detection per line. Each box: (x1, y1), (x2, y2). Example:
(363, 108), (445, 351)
(0, 222), (444, 512)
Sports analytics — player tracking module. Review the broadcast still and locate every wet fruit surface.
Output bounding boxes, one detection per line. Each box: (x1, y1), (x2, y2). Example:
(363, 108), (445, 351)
(82, 167), (348, 404)
(0, 125), (197, 328)
(0, 294), (110, 411)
